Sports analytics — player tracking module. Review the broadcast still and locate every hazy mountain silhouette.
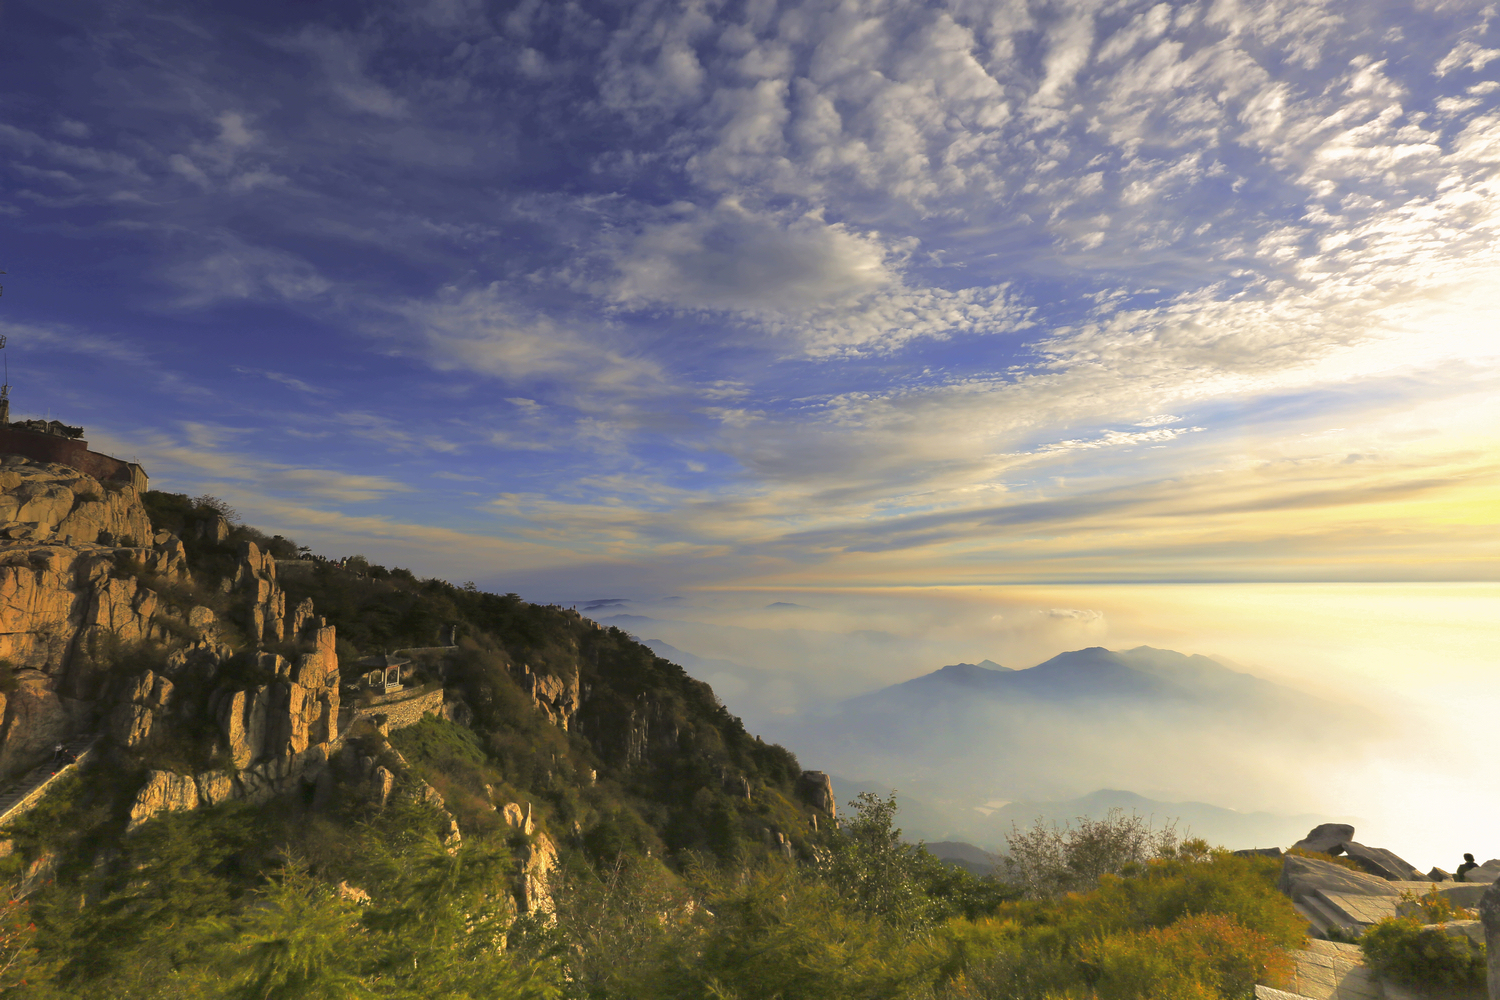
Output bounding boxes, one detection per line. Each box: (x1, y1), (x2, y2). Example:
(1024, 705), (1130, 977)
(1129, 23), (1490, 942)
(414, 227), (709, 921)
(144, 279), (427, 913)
(846, 646), (1332, 717)
(769, 645), (1382, 819)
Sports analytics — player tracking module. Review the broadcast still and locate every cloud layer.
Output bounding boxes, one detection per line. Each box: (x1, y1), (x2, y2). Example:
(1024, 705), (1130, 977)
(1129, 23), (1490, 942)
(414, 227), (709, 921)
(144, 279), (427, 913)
(0, 0), (1496, 592)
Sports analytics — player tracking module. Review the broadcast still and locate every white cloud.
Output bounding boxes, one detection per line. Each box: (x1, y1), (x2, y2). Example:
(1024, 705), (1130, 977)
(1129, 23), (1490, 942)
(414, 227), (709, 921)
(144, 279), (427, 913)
(1435, 40), (1500, 76)
(164, 238), (331, 308)
(608, 200), (1030, 354)
(392, 283), (668, 399)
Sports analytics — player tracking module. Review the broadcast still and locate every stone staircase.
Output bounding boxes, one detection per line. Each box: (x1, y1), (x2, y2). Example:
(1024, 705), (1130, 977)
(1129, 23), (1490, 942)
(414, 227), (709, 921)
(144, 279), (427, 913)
(0, 733), (101, 828)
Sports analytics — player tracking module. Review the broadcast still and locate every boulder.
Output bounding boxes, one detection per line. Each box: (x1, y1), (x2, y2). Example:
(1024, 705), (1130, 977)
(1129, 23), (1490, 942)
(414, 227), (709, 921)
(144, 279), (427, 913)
(1278, 853), (1399, 903)
(127, 770), (200, 831)
(1429, 867), (1453, 881)
(1459, 861), (1500, 884)
(1234, 847), (1284, 858)
(1291, 823), (1355, 855)
(1339, 841), (1424, 881)
(194, 770), (237, 807)
(1433, 919), (1486, 950)
(795, 770), (836, 817)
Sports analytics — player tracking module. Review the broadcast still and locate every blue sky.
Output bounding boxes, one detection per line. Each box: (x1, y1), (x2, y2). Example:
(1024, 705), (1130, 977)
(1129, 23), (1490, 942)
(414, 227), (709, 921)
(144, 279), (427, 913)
(2, 0), (1498, 597)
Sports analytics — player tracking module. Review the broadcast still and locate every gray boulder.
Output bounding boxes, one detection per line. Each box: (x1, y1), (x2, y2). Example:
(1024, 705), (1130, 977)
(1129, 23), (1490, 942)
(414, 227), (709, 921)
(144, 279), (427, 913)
(1339, 841), (1425, 881)
(1279, 854), (1399, 903)
(1290, 823), (1355, 855)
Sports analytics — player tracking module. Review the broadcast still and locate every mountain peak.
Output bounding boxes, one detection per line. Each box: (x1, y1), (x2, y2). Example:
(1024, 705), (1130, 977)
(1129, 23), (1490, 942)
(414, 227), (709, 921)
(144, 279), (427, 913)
(928, 660), (1012, 682)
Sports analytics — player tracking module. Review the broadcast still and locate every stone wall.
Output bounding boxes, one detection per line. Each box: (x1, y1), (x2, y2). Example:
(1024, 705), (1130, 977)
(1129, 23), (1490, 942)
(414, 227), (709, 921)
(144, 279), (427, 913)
(0, 427), (147, 490)
(344, 686), (444, 733)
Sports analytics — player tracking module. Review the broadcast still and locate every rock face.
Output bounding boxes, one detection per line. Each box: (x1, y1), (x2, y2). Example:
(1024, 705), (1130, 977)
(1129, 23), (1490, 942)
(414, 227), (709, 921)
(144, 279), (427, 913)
(213, 621), (340, 768)
(233, 541), (287, 645)
(515, 831), (558, 916)
(0, 461), (213, 779)
(1278, 854), (1400, 903)
(124, 611), (345, 826)
(0, 459), (152, 546)
(520, 665), (579, 731)
(796, 770), (836, 818)
(1478, 881), (1500, 1000)
(126, 771), (201, 831)
(1291, 823), (1356, 855)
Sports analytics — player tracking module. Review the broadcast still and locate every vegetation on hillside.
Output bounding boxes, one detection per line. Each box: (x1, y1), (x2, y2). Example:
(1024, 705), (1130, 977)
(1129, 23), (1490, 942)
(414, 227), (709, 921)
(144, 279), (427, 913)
(0, 492), (1319, 997)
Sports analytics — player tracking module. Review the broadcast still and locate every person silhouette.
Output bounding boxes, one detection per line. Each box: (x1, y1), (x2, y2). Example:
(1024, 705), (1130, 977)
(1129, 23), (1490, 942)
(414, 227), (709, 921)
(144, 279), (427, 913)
(1457, 853), (1478, 881)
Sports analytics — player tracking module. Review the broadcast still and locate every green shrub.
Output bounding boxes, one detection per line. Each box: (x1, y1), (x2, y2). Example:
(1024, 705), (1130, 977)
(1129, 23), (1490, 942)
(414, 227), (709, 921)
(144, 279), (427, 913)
(1400, 887), (1475, 923)
(1081, 912), (1295, 1000)
(1002, 809), (1182, 900)
(1360, 915), (1487, 988)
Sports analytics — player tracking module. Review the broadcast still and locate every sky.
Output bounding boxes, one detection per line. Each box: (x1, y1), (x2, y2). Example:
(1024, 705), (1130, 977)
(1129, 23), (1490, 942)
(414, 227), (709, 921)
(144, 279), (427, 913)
(3, 0), (1499, 857)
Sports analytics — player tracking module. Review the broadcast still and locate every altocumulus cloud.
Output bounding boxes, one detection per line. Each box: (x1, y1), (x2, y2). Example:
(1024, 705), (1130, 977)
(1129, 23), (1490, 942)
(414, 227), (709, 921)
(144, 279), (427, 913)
(0, 0), (1497, 589)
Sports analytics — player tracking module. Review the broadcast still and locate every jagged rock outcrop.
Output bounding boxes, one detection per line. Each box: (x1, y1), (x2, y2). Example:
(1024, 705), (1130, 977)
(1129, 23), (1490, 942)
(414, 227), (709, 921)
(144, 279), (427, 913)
(126, 770), (201, 831)
(107, 670), (173, 748)
(1278, 853), (1400, 904)
(232, 541), (286, 645)
(515, 831), (558, 916)
(0, 459), (152, 546)
(517, 664), (579, 730)
(126, 745), (340, 829)
(502, 801), (535, 835)
(796, 770), (836, 818)
(212, 619), (341, 768)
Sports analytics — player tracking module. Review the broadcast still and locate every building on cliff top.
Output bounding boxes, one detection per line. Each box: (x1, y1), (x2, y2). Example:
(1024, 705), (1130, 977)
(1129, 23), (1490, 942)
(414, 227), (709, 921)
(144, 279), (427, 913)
(0, 413), (148, 492)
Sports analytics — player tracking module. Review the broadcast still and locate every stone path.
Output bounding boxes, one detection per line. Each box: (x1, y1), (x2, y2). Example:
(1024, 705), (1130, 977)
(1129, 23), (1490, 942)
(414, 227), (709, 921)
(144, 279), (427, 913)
(0, 734), (101, 828)
(1256, 940), (1487, 1000)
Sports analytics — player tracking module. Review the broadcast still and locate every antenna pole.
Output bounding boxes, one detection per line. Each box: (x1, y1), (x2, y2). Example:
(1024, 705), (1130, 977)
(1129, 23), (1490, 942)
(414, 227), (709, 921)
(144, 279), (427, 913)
(0, 274), (8, 425)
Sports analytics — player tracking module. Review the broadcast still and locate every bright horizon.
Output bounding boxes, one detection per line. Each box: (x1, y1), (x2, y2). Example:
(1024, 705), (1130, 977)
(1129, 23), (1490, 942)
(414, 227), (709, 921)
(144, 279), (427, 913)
(3, 0), (1497, 869)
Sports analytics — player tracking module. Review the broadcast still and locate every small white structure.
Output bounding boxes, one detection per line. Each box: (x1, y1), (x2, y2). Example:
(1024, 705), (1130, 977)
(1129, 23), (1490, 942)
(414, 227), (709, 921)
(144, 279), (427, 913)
(357, 653), (410, 694)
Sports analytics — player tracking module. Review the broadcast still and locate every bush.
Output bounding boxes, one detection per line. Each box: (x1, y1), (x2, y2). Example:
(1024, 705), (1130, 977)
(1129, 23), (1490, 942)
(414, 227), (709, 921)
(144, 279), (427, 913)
(1002, 808), (1181, 899)
(1400, 887), (1475, 923)
(1082, 912), (1295, 1000)
(1361, 915), (1487, 988)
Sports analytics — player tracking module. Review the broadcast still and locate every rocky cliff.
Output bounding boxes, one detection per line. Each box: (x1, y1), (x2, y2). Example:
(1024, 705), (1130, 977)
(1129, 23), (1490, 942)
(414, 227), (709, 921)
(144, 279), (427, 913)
(0, 464), (837, 939)
(0, 459), (346, 819)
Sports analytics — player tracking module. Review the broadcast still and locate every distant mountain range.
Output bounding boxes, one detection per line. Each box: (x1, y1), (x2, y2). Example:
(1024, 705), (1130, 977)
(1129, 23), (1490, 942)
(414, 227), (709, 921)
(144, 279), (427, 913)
(767, 645), (1381, 824)
(846, 646), (1340, 719)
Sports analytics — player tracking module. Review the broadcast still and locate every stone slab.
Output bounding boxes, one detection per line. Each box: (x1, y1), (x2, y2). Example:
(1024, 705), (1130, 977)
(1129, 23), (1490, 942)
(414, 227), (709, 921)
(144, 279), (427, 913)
(1286, 940), (1382, 1000)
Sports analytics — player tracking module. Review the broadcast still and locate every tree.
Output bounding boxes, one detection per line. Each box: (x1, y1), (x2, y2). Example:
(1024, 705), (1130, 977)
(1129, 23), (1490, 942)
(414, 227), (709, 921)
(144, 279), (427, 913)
(1002, 808), (1181, 899)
